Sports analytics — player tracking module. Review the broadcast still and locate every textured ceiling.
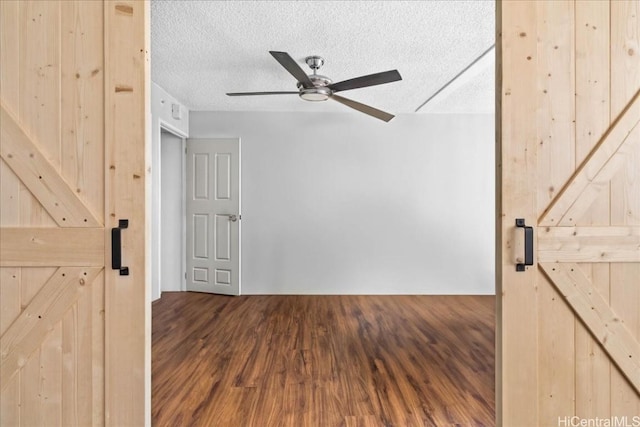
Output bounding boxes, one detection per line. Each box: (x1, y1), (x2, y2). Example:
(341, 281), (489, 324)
(151, 0), (495, 115)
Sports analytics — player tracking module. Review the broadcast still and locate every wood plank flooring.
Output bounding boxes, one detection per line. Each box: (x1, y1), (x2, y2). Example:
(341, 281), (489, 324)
(152, 294), (495, 427)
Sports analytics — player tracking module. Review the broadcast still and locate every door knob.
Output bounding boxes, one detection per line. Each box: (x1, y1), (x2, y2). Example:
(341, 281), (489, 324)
(224, 214), (240, 222)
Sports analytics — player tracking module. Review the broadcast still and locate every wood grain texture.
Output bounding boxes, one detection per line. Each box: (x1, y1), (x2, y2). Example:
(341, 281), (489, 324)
(152, 294), (495, 427)
(610, 0), (640, 418)
(496, 1), (540, 424)
(0, 104), (101, 227)
(540, 263), (640, 395)
(0, 268), (21, 425)
(103, 1), (149, 425)
(0, 1), (116, 425)
(19, 0), (60, 167)
(535, 1), (577, 421)
(537, 226), (640, 263)
(499, 0), (640, 423)
(0, 267), (101, 393)
(60, 0), (105, 224)
(539, 89), (640, 227)
(0, 227), (105, 267)
(535, 0), (575, 218)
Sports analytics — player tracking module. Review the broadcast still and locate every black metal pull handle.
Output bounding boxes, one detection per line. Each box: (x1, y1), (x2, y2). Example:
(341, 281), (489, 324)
(111, 219), (129, 276)
(515, 218), (533, 272)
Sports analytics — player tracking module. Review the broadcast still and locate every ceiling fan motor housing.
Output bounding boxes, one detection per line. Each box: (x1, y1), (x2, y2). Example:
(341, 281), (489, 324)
(298, 56), (333, 101)
(297, 74), (333, 101)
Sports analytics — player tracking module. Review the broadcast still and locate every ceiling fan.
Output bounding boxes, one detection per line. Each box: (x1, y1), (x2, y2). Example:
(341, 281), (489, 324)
(226, 51), (402, 122)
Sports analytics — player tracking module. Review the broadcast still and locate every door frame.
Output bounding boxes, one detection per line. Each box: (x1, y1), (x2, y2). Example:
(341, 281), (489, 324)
(147, 1), (639, 424)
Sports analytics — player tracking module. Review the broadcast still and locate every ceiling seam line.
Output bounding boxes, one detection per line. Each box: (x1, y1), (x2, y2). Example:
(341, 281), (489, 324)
(414, 44), (496, 113)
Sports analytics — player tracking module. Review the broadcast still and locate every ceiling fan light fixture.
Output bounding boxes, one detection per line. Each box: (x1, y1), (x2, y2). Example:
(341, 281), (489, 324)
(299, 86), (332, 102)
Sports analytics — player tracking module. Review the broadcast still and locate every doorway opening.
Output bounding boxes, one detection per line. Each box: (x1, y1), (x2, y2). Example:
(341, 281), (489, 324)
(149, 2), (497, 425)
(158, 127), (186, 294)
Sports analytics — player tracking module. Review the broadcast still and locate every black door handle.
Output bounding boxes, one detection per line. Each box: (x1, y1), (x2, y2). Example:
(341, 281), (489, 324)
(515, 218), (533, 271)
(111, 219), (129, 276)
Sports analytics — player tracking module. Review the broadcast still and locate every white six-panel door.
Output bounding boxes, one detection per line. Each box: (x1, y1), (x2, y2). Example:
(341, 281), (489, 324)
(186, 138), (241, 295)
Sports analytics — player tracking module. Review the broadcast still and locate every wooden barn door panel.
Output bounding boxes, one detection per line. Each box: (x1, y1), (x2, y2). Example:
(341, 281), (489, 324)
(498, 0), (640, 424)
(610, 0), (640, 418)
(0, 2), (105, 425)
(0, 1), (147, 425)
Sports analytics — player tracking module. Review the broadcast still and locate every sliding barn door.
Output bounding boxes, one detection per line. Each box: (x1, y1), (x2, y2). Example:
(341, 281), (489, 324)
(0, 1), (147, 425)
(498, 0), (639, 425)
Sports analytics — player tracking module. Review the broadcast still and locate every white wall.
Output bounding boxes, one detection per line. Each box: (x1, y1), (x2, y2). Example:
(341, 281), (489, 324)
(151, 82), (189, 301)
(190, 111), (494, 295)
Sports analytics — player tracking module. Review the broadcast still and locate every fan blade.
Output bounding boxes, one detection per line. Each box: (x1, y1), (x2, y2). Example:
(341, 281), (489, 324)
(269, 51), (314, 89)
(328, 70), (402, 93)
(331, 94), (395, 122)
(227, 91), (299, 96)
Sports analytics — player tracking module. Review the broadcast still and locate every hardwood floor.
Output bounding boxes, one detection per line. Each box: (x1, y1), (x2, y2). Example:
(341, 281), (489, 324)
(152, 294), (495, 427)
